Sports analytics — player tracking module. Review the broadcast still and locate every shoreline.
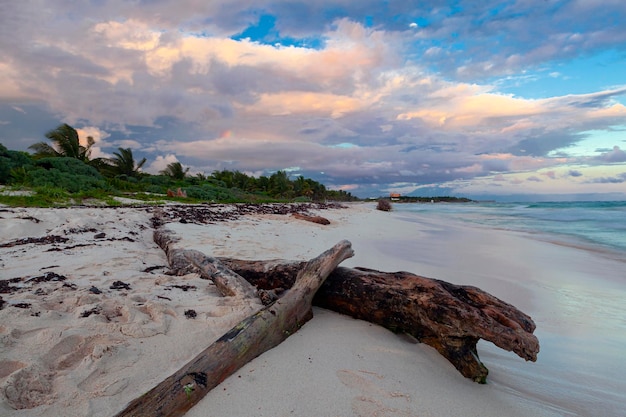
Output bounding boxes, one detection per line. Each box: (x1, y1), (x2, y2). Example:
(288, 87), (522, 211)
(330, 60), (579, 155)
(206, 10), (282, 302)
(1, 203), (624, 416)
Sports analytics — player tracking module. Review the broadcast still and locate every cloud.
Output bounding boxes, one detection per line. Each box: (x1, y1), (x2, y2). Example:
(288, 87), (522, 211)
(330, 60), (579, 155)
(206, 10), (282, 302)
(435, 1), (626, 80)
(1, 1), (626, 198)
(146, 154), (179, 174)
(76, 126), (111, 159)
(113, 139), (143, 149)
(596, 145), (626, 163)
(590, 174), (626, 184)
(76, 126), (110, 145)
(246, 92), (366, 118)
(397, 90), (542, 130)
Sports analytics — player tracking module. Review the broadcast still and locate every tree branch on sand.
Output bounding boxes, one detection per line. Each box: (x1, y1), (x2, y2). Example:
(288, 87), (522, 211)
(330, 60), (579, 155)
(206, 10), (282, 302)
(114, 228), (354, 417)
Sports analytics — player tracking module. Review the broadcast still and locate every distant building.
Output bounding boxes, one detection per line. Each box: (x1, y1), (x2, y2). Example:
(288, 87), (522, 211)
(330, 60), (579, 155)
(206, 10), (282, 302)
(390, 192), (401, 201)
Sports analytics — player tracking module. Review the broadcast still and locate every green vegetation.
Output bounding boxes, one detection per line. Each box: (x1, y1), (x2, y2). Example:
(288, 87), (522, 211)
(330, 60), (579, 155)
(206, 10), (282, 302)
(29, 123), (95, 162)
(101, 147), (147, 178)
(0, 143), (33, 184)
(0, 124), (358, 207)
(27, 157), (108, 192)
(160, 161), (189, 180)
(183, 383), (195, 399)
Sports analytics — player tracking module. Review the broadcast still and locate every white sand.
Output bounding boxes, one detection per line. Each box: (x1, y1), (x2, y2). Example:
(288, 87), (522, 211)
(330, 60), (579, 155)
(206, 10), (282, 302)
(0, 205), (257, 417)
(1, 203), (624, 416)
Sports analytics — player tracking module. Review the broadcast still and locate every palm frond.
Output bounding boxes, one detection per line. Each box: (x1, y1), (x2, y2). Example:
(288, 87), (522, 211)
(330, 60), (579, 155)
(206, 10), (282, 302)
(106, 147), (146, 177)
(28, 142), (61, 158)
(40, 124), (93, 162)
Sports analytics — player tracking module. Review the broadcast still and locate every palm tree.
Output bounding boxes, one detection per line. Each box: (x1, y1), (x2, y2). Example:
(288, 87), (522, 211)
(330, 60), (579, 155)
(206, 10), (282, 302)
(294, 176), (313, 198)
(268, 170), (293, 198)
(105, 147), (146, 177)
(160, 161), (189, 180)
(29, 123), (94, 162)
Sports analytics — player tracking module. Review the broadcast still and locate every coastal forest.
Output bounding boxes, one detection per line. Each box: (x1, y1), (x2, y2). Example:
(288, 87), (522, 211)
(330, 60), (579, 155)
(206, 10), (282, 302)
(0, 124), (357, 206)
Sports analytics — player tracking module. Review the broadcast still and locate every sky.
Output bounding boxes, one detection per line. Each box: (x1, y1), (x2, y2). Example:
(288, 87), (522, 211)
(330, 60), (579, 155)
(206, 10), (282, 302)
(1, 0), (625, 200)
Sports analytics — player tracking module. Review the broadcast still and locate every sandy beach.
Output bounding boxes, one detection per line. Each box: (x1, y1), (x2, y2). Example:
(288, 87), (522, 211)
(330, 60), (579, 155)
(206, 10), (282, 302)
(1, 202), (624, 416)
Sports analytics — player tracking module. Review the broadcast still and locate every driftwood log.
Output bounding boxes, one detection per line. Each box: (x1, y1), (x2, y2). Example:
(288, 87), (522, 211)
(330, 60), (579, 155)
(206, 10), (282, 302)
(114, 230), (354, 417)
(218, 259), (540, 383)
(115, 206), (539, 415)
(291, 212), (331, 225)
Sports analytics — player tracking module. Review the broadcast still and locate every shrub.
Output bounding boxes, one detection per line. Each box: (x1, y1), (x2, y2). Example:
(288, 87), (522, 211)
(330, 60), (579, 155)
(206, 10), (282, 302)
(144, 184), (166, 194)
(184, 184), (242, 201)
(26, 157), (107, 193)
(140, 175), (173, 188)
(0, 144), (33, 184)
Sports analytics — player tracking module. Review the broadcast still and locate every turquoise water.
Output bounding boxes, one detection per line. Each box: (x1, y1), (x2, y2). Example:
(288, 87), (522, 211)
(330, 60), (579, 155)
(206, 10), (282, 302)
(395, 201), (626, 254)
(391, 201), (626, 416)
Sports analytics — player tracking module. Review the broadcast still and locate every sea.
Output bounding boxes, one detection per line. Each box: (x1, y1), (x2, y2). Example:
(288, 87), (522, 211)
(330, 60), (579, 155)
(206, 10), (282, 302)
(390, 200), (626, 416)
(394, 200), (626, 257)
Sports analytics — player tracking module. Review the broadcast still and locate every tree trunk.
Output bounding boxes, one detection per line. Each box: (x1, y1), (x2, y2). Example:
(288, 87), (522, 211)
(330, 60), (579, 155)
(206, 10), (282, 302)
(218, 260), (540, 384)
(114, 241), (353, 417)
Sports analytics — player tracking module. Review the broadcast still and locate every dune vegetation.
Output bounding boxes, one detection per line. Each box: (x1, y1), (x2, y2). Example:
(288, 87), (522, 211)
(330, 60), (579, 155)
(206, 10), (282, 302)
(0, 124), (358, 207)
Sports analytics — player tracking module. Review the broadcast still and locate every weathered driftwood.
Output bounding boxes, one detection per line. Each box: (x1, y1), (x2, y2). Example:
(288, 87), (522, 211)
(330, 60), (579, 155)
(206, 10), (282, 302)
(291, 212), (331, 225)
(114, 234), (354, 417)
(116, 205), (538, 415)
(154, 229), (259, 300)
(218, 259), (540, 383)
